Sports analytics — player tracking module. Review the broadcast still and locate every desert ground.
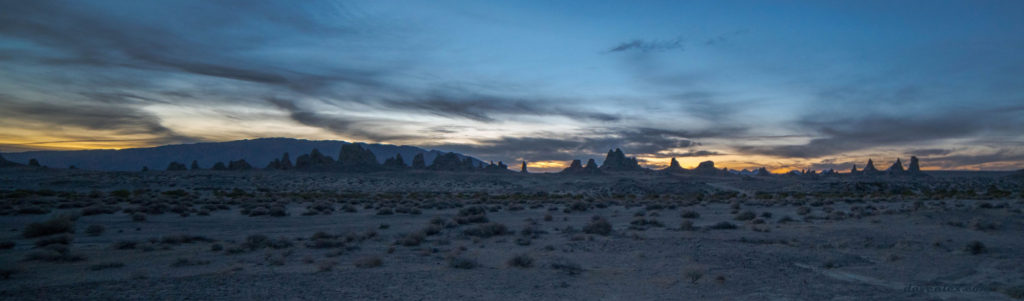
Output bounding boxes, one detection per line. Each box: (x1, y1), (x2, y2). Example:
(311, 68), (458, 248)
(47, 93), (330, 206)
(1, 168), (1022, 300)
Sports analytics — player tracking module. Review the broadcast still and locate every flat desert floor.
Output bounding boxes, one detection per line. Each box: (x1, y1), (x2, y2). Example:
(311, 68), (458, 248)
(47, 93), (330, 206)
(1, 169), (1022, 300)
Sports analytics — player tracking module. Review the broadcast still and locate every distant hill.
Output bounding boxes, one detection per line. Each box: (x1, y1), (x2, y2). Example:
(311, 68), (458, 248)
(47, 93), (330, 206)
(2, 138), (484, 171)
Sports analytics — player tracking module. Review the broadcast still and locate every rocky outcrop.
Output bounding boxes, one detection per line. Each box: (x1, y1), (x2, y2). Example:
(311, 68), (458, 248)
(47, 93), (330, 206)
(383, 154), (407, 169)
(228, 159), (252, 170)
(886, 158), (905, 174)
(693, 160), (720, 175)
(561, 159), (584, 173)
(600, 148), (643, 171)
(428, 152), (475, 171)
(481, 161), (509, 172)
(211, 162), (227, 170)
(520, 161), (527, 173)
(295, 148), (335, 170)
(338, 144), (380, 171)
(190, 160), (201, 170)
(850, 164), (859, 174)
(908, 156), (921, 173)
(265, 153), (294, 170)
(755, 167), (771, 176)
(584, 159), (601, 173)
(166, 161), (188, 171)
(661, 157), (687, 173)
(862, 159), (879, 174)
(411, 153), (426, 169)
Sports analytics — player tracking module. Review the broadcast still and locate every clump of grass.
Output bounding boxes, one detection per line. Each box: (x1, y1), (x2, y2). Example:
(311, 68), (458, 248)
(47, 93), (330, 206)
(447, 256), (479, 269)
(398, 231), (426, 247)
(680, 210), (700, 219)
(708, 221), (738, 230)
(22, 215), (75, 238)
(734, 211), (756, 221)
(550, 258), (583, 275)
(964, 241), (987, 255)
(112, 240), (137, 250)
(507, 254), (534, 268)
(85, 224), (105, 236)
(34, 234), (71, 247)
(353, 256), (383, 268)
(679, 220), (697, 231)
(171, 257), (211, 267)
(684, 268), (704, 284)
(88, 262), (125, 271)
(583, 217), (612, 236)
(463, 222), (509, 238)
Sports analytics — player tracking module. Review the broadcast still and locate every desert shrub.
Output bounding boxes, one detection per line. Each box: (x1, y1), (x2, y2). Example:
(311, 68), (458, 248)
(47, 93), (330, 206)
(455, 206), (489, 224)
(569, 201), (589, 212)
(761, 212), (773, 218)
(515, 237), (531, 246)
(448, 256), (479, 269)
(81, 205), (121, 216)
(34, 234), (71, 247)
(88, 262), (125, 271)
(629, 218), (664, 229)
(550, 258), (583, 275)
(171, 257), (210, 267)
(398, 231), (426, 247)
(210, 243), (223, 251)
(85, 224), (105, 236)
(22, 215), (75, 238)
(306, 238), (346, 249)
(796, 207), (811, 215)
(422, 224), (443, 236)
(243, 235), (292, 250)
(684, 268), (704, 283)
(354, 256), (383, 268)
(0, 240), (14, 249)
(543, 214), (553, 221)
(507, 254), (534, 268)
(160, 234), (210, 245)
(25, 245), (84, 262)
(112, 240), (137, 250)
(965, 241), (987, 255)
(778, 216), (795, 223)
(679, 220), (696, 231)
(1002, 285), (1024, 299)
(17, 206), (50, 215)
(376, 208), (394, 215)
(680, 210), (700, 219)
(463, 223), (509, 238)
(734, 211), (756, 221)
(709, 221), (738, 230)
(317, 260), (338, 272)
(132, 213), (147, 222)
(583, 217), (612, 236)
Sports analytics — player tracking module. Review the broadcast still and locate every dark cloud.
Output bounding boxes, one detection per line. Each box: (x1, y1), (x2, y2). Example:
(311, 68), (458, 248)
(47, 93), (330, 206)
(924, 151), (1024, 170)
(738, 105), (1024, 158)
(608, 38), (685, 53)
(379, 94), (620, 123)
(267, 97), (416, 142)
(661, 150), (722, 157)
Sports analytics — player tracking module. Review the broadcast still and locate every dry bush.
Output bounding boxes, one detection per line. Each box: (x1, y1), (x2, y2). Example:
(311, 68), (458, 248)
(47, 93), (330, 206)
(23, 215), (75, 238)
(354, 256), (383, 268)
(583, 217), (612, 236)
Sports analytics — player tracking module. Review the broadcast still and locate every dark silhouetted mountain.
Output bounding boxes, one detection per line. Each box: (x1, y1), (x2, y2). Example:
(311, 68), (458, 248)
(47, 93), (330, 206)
(521, 161), (527, 173)
(0, 152), (22, 168)
(337, 144), (380, 172)
(166, 161), (188, 171)
(212, 162), (227, 171)
(228, 159), (252, 170)
(755, 167), (771, 176)
(887, 158), (905, 174)
(1, 138), (482, 172)
(862, 159), (879, 174)
(190, 160), (200, 170)
(28, 158), (41, 167)
(693, 160), (719, 175)
(908, 156), (921, 173)
(411, 153), (426, 169)
(382, 154), (407, 169)
(481, 161), (510, 172)
(600, 148), (643, 171)
(661, 157), (686, 173)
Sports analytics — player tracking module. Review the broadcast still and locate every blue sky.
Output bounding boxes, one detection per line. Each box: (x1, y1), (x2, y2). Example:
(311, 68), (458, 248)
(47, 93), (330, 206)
(1, 0), (1023, 171)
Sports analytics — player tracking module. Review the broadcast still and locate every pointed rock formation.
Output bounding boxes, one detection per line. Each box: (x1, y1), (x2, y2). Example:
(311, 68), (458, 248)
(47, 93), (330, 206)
(338, 143), (380, 172)
(410, 153), (426, 169)
(295, 148), (335, 170)
(482, 160), (510, 172)
(862, 159), (879, 174)
(560, 159), (584, 173)
(755, 167), (771, 176)
(190, 160), (201, 170)
(599, 148), (643, 171)
(908, 156), (921, 173)
(166, 161), (188, 171)
(211, 162), (227, 171)
(886, 158), (905, 174)
(850, 164), (859, 174)
(428, 152), (474, 171)
(661, 157), (686, 173)
(521, 161), (527, 173)
(383, 153), (407, 169)
(228, 159), (252, 170)
(584, 159), (602, 173)
(28, 158), (41, 167)
(280, 153), (293, 170)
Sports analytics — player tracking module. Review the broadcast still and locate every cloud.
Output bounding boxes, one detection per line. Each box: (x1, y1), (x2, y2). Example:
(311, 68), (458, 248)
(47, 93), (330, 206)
(0, 94), (192, 142)
(267, 97), (416, 142)
(608, 38), (685, 53)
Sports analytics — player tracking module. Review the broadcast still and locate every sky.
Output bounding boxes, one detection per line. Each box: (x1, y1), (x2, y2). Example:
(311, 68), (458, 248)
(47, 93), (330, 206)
(1, 0), (1023, 172)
